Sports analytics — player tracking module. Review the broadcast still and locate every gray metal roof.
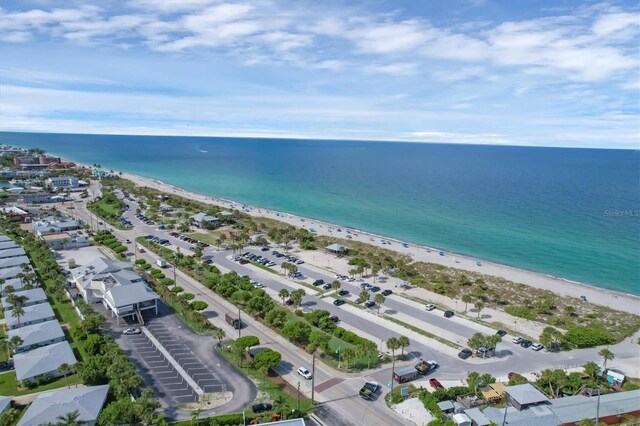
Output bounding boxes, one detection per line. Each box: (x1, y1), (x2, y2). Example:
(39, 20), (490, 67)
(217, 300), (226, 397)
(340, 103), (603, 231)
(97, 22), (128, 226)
(0, 255), (30, 270)
(464, 408), (491, 426)
(17, 385), (108, 426)
(0, 395), (11, 414)
(191, 212), (218, 222)
(0, 240), (19, 250)
(0, 234), (11, 242)
(6, 303), (55, 329)
(549, 390), (640, 423)
(0, 266), (24, 280)
(0, 277), (24, 294)
(483, 406), (559, 426)
(8, 320), (65, 351)
(1, 288), (47, 309)
(506, 383), (549, 405)
(0, 247), (26, 259)
(104, 281), (158, 308)
(13, 341), (77, 381)
(72, 257), (133, 286)
(326, 243), (349, 251)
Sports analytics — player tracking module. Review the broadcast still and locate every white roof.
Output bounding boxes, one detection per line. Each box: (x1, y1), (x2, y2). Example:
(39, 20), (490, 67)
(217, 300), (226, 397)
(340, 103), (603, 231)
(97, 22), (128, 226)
(104, 281), (158, 308)
(0, 255), (29, 269)
(14, 341), (77, 381)
(17, 385), (109, 426)
(191, 212), (218, 222)
(0, 247), (26, 258)
(0, 206), (28, 215)
(326, 243), (348, 251)
(0, 277), (23, 293)
(8, 320), (65, 350)
(6, 303), (56, 329)
(72, 257), (134, 287)
(0, 266), (25, 280)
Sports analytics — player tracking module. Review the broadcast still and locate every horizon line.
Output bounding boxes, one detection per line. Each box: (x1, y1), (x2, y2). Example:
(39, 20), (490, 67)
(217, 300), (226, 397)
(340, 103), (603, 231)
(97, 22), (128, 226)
(0, 129), (638, 151)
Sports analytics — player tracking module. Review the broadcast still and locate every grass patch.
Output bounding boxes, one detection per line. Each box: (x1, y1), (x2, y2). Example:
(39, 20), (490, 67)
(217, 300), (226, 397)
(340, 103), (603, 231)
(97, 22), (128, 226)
(87, 190), (127, 230)
(216, 345), (314, 415)
(384, 316), (461, 349)
(185, 231), (224, 247)
(0, 372), (81, 396)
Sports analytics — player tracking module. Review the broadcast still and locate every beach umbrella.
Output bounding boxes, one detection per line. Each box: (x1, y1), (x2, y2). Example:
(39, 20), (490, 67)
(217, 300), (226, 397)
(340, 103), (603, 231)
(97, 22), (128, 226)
(309, 227), (316, 232)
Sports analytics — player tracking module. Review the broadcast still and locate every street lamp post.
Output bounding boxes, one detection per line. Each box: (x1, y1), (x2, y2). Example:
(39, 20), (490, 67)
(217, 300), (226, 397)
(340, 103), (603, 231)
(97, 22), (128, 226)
(311, 352), (316, 405)
(337, 346), (342, 369)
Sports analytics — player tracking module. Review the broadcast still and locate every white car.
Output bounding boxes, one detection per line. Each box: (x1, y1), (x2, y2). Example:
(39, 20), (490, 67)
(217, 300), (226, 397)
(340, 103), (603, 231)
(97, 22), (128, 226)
(252, 282), (265, 289)
(531, 343), (545, 351)
(425, 304), (436, 311)
(297, 367), (312, 380)
(123, 328), (141, 335)
(512, 336), (523, 344)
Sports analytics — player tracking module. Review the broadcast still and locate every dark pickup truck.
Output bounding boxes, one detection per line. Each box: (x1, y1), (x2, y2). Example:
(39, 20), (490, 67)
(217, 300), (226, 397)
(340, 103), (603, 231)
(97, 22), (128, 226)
(225, 313), (242, 329)
(359, 381), (380, 400)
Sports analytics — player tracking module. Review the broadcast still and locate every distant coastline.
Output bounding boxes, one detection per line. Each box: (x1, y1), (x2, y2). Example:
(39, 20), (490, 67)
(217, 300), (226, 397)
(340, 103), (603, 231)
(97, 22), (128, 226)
(3, 131), (640, 294)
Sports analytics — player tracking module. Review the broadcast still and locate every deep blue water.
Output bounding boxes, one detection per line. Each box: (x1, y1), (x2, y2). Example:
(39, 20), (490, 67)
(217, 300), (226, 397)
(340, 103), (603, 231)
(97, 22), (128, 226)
(2, 132), (639, 294)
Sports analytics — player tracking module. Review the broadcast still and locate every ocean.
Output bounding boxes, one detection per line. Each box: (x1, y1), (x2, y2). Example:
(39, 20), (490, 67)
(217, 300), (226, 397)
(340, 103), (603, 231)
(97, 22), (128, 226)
(2, 132), (638, 294)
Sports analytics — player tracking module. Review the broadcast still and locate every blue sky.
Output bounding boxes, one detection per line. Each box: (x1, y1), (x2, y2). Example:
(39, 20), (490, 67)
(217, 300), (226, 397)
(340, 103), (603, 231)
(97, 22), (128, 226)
(0, 0), (638, 148)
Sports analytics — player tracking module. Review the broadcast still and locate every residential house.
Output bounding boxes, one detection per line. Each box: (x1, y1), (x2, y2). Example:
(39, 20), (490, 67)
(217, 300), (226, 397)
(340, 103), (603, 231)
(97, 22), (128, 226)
(41, 231), (89, 250)
(504, 383), (549, 411)
(0, 266), (29, 281)
(0, 278), (25, 296)
(13, 341), (77, 383)
(17, 385), (109, 426)
(0, 247), (27, 260)
(33, 217), (82, 236)
(1, 288), (48, 310)
(6, 303), (56, 330)
(7, 320), (65, 353)
(0, 255), (30, 270)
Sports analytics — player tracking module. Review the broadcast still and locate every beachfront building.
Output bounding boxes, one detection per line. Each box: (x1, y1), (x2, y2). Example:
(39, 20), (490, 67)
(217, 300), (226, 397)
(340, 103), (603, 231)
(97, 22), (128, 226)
(13, 341), (77, 383)
(325, 243), (350, 255)
(14, 156), (39, 166)
(159, 203), (173, 212)
(7, 320), (65, 353)
(45, 176), (79, 190)
(1, 288), (48, 310)
(71, 257), (158, 322)
(32, 217), (82, 236)
(17, 385), (109, 426)
(41, 231), (89, 250)
(191, 212), (220, 229)
(5, 303), (56, 330)
(0, 206), (30, 222)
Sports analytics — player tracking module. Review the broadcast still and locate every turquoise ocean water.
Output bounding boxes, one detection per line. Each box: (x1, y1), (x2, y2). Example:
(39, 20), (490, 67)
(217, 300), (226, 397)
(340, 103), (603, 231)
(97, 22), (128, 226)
(2, 132), (638, 294)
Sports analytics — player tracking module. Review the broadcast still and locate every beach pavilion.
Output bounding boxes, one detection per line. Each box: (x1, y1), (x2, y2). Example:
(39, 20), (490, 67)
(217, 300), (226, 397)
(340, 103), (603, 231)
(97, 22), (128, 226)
(325, 243), (349, 255)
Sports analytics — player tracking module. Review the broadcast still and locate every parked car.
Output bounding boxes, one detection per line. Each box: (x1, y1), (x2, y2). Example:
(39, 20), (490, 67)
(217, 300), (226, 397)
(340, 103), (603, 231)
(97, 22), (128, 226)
(313, 279), (325, 286)
(123, 328), (141, 335)
(531, 343), (545, 351)
(252, 402), (273, 413)
(285, 299), (294, 306)
(458, 348), (472, 359)
(333, 299), (345, 306)
(322, 283), (332, 290)
(520, 340), (533, 348)
(354, 298), (364, 304)
(425, 304), (436, 311)
(443, 310), (455, 318)
(370, 286), (381, 293)
(496, 330), (507, 337)
(329, 315), (339, 322)
(297, 367), (312, 380)
(429, 378), (444, 390)
(0, 361), (14, 372)
(364, 301), (375, 308)
(512, 336), (523, 344)
(381, 289), (392, 296)
(338, 290), (349, 296)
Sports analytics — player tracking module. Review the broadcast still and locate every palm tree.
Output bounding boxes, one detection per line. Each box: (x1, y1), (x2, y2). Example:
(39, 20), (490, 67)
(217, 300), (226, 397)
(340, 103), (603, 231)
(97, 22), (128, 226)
(374, 294), (385, 314)
(0, 338), (10, 361)
(56, 410), (80, 426)
(272, 394), (287, 419)
(278, 288), (290, 305)
(0, 278), (5, 296)
(331, 280), (341, 292)
(599, 348), (614, 371)
(474, 300), (485, 318)
(11, 304), (25, 327)
(386, 337), (400, 359)
(342, 347), (357, 370)
(58, 363), (73, 388)
(398, 336), (410, 358)
(583, 361), (600, 378)
(359, 290), (370, 303)
(213, 328), (225, 347)
(190, 408), (203, 425)
(462, 294), (473, 312)
(8, 336), (23, 355)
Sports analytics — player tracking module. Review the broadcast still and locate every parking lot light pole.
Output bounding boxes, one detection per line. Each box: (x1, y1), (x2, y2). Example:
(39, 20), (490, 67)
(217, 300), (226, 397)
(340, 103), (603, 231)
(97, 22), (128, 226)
(297, 382), (301, 411)
(311, 352), (316, 405)
(238, 307), (242, 338)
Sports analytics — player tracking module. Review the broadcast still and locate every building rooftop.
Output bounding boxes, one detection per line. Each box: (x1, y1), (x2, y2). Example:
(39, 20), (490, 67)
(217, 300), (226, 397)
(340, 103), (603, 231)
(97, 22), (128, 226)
(6, 303), (55, 329)
(0, 255), (30, 270)
(0, 395), (11, 414)
(13, 341), (77, 381)
(72, 257), (134, 285)
(549, 390), (640, 423)
(0, 247), (27, 259)
(104, 281), (158, 308)
(258, 419), (306, 426)
(0, 240), (19, 250)
(0, 277), (24, 294)
(191, 212), (219, 222)
(0, 234), (11, 242)
(8, 320), (65, 351)
(465, 407), (491, 426)
(17, 385), (108, 426)
(0, 266), (26, 280)
(326, 243), (349, 252)
(506, 383), (550, 405)
(1, 288), (47, 309)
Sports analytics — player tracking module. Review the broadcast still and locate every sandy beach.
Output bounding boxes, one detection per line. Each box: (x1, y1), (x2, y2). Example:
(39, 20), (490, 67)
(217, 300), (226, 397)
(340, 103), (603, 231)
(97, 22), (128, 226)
(109, 168), (639, 316)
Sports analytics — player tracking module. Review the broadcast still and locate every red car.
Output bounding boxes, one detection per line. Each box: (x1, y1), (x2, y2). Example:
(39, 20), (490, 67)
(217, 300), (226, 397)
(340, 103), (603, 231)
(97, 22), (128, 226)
(429, 378), (443, 390)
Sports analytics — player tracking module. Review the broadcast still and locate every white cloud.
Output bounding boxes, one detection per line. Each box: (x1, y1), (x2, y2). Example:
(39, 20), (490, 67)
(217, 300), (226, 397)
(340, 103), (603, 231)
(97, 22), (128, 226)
(592, 12), (640, 36)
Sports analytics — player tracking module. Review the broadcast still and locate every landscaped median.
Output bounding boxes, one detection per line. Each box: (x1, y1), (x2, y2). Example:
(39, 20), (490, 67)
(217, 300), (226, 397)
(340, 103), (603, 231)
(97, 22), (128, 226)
(86, 190), (129, 230)
(139, 237), (385, 372)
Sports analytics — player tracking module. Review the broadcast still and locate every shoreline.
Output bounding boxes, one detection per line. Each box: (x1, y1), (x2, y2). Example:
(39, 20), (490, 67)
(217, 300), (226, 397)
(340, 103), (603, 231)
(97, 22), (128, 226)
(74, 163), (640, 315)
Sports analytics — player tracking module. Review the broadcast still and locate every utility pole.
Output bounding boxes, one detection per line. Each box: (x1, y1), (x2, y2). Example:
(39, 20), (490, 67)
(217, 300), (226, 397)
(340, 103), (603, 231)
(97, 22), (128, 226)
(502, 396), (510, 426)
(390, 356), (395, 395)
(311, 352), (316, 405)
(596, 388), (601, 424)
(238, 306), (242, 338)
(297, 382), (301, 411)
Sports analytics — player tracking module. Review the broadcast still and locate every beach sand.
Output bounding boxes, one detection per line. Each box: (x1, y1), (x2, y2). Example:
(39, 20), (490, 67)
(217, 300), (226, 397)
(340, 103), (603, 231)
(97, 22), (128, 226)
(114, 169), (640, 316)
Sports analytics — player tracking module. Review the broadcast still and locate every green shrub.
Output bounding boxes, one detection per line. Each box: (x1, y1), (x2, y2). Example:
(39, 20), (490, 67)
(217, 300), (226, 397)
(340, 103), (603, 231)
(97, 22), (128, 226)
(505, 305), (536, 320)
(182, 293), (195, 300)
(160, 278), (173, 286)
(170, 286), (184, 293)
(190, 301), (208, 311)
(135, 259), (147, 265)
(563, 326), (615, 348)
